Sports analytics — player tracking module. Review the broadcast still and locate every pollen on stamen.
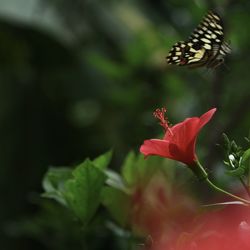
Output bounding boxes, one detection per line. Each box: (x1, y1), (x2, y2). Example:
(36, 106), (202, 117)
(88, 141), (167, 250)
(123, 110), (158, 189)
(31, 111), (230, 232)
(153, 107), (173, 135)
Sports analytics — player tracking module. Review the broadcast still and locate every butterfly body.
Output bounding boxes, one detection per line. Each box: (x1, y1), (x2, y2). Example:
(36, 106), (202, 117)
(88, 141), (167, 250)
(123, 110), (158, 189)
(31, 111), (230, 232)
(166, 11), (231, 68)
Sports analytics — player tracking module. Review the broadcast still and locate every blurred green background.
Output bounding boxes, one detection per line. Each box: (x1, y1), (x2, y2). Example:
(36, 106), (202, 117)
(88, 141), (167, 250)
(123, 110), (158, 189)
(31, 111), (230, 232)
(0, 0), (250, 249)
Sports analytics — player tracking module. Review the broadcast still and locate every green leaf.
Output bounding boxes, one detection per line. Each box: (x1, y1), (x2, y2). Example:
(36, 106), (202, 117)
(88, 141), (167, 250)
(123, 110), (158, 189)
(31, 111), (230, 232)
(226, 164), (246, 177)
(242, 148), (250, 167)
(137, 155), (163, 179)
(93, 150), (112, 170)
(121, 151), (157, 186)
(222, 133), (230, 152)
(101, 187), (130, 227)
(231, 141), (238, 153)
(121, 151), (174, 187)
(42, 167), (72, 205)
(105, 169), (127, 192)
(226, 149), (250, 178)
(121, 151), (137, 186)
(63, 159), (107, 225)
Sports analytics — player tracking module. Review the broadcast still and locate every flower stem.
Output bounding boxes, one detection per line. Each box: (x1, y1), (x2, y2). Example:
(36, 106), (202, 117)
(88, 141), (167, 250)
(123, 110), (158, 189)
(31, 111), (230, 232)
(205, 178), (250, 204)
(194, 160), (250, 205)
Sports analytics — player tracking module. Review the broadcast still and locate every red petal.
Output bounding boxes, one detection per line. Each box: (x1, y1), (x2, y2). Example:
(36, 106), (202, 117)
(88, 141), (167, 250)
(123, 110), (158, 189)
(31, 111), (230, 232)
(140, 139), (173, 158)
(198, 108), (217, 129)
(163, 108), (217, 153)
(140, 139), (194, 164)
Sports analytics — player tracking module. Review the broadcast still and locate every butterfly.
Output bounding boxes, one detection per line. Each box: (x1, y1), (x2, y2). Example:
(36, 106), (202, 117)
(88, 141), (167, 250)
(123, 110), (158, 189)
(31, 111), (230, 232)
(166, 11), (231, 68)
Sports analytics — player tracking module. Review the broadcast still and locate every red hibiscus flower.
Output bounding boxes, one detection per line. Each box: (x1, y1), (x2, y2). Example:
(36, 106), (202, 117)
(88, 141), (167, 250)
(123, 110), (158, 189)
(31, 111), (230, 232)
(140, 108), (216, 166)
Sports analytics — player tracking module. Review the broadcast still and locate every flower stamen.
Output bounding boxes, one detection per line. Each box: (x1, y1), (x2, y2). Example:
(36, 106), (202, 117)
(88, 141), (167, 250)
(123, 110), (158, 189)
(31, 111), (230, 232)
(153, 107), (173, 136)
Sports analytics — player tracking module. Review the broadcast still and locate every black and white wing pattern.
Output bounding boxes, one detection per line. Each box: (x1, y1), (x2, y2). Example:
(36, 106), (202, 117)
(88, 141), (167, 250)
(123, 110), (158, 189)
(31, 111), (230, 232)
(166, 11), (231, 68)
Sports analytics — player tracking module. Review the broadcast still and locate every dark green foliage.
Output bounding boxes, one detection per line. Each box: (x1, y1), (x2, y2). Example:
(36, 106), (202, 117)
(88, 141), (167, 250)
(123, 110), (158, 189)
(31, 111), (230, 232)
(93, 150), (113, 170)
(1, 1), (250, 250)
(222, 134), (250, 178)
(101, 187), (131, 227)
(39, 150), (190, 249)
(64, 160), (106, 225)
(42, 152), (112, 225)
(42, 167), (72, 205)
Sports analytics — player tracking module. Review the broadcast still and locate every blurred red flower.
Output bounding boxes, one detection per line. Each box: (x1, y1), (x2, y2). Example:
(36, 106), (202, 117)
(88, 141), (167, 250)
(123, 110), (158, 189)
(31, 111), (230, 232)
(140, 108), (216, 165)
(131, 172), (198, 242)
(131, 175), (250, 250)
(153, 204), (250, 250)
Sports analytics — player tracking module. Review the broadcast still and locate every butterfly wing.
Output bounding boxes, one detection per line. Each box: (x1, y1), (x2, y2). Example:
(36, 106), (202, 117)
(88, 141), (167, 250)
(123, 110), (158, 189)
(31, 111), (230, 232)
(166, 41), (208, 67)
(189, 11), (225, 66)
(166, 11), (231, 68)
